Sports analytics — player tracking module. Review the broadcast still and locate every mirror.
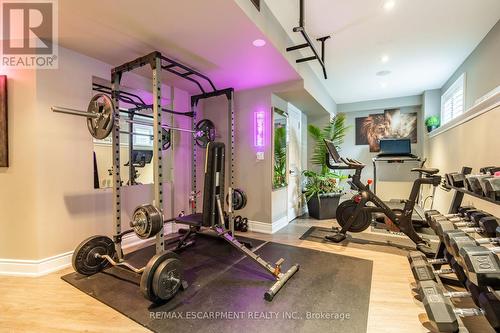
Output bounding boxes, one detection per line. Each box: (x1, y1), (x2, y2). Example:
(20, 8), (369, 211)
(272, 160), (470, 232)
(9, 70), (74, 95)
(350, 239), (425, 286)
(273, 108), (288, 189)
(92, 78), (171, 189)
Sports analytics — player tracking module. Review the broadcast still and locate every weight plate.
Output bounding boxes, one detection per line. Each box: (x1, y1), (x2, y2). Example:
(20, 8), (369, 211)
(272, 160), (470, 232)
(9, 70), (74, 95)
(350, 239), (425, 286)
(140, 251), (180, 303)
(194, 119), (216, 148)
(86, 94), (114, 140)
(226, 188), (247, 211)
(132, 204), (163, 239)
(152, 258), (183, 301)
(162, 128), (171, 150)
(72, 235), (115, 275)
(336, 199), (371, 232)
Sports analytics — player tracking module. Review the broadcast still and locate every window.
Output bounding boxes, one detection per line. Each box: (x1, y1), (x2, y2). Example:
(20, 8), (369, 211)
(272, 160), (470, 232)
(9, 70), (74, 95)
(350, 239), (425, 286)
(441, 73), (465, 125)
(133, 121), (154, 147)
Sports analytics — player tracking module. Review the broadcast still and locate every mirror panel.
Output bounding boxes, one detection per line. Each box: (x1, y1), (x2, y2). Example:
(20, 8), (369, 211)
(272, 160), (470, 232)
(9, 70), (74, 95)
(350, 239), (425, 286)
(92, 78), (171, 189)
(273, 107), (288, 190)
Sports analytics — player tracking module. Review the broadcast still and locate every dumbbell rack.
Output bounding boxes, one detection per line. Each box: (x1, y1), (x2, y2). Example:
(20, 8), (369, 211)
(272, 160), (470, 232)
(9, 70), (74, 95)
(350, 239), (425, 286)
(409, 205), (500, 332)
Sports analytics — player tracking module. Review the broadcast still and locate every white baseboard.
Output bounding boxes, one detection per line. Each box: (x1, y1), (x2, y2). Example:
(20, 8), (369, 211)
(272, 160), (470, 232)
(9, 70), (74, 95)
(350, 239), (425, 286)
(0, 232), (152, 277)
(248, 215), (289, 234)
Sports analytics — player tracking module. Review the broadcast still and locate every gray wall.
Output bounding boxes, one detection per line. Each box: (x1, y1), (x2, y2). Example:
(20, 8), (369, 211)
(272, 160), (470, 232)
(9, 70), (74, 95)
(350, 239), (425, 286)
(441, 19), (500, 109)
(424, 19), (500, 215)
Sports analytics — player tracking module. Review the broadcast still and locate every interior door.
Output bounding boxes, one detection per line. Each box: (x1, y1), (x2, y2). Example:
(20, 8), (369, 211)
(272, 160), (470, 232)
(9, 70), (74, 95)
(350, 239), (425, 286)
(287, 104), (302, 222)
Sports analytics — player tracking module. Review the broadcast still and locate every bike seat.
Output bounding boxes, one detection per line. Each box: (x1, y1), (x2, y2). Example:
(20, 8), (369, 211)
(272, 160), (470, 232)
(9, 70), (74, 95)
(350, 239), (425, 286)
(411, 167), (439, 175)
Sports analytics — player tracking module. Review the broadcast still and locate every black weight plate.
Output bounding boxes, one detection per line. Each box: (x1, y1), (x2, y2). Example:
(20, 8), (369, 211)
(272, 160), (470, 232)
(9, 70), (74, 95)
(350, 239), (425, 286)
(86, 94), (114, 140)
(152, 258), (183, 301)
(72, 235), (115, 275)
(336, 199), (371, 232)
(140, 251), (179, 303)
(226, 188), (247, 210)
(194, 119), (215, 148)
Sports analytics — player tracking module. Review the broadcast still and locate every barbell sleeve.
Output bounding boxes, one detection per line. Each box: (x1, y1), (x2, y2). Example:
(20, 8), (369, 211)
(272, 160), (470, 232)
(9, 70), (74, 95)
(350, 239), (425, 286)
(51, 106), (100, 119)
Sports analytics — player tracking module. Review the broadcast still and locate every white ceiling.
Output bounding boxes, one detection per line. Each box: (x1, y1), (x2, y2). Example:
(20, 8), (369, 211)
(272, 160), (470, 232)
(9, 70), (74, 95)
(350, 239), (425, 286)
(57, 0), (299, 94)
(265, 0), (500, 104)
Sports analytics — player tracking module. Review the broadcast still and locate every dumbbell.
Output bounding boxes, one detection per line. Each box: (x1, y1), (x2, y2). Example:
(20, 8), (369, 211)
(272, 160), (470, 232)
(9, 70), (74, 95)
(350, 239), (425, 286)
(410, 255), (468, 285)
(427, 207), (481, 230)
(432, 211), (492, 235)
(425, 206), (475, 223)
(417, 279), (473, 304)
(422, 282), (500, 332)
(410, 251), (497, 307)
(429, 212), (482, 235)
(459, 245), (500, 288)
(435, 215), (499, 238)
(444, 230), (500, 259)
(408, 251), (448, 266)
(440, 235), (500, 288)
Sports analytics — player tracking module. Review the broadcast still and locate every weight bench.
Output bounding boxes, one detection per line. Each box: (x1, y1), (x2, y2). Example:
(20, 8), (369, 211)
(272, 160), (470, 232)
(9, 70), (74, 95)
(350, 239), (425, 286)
(175, 142), (300, 301)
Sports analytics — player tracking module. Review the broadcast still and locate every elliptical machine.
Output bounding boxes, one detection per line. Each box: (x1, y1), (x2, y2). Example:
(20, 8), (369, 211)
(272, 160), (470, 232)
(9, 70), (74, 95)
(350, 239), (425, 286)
(323, 139), (439, 256)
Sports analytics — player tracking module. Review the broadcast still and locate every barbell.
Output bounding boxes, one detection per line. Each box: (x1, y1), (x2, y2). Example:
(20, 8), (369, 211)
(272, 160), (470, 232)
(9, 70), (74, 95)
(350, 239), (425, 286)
(51, 93), (216, 148)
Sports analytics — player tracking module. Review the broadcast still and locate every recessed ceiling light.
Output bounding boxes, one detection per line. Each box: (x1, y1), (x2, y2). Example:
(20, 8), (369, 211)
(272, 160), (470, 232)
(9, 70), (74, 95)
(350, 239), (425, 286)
(381, 55), (390, 63)
(376, 70), (392, 76)
(380, 82), (388, 89)
(252, 39), (266, 47)
(383, 0), (395, 11)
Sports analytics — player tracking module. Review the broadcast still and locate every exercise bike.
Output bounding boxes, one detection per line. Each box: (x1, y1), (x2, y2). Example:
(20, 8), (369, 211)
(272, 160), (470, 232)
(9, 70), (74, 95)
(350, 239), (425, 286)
(323, 139), (439, 256)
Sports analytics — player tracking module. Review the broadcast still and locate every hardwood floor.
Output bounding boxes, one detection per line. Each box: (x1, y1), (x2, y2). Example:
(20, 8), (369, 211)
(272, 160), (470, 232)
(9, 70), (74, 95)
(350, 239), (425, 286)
(0, 217), (494, 333)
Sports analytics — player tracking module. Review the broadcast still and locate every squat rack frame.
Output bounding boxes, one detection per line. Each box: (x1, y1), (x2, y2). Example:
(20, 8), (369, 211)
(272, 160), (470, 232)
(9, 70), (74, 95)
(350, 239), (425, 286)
(109, 51), (237, 260)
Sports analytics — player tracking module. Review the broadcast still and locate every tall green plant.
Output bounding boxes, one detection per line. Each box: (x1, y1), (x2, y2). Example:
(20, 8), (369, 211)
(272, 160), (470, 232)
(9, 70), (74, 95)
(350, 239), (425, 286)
(273, 126), (287, 188)
(308, 113), (350, 174)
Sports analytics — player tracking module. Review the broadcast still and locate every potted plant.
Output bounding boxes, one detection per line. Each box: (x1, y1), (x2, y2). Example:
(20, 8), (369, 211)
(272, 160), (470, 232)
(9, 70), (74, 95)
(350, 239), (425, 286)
(303, 170), (343, 219)
(425, 115), (440, 132)
(303, 113), (350, 219)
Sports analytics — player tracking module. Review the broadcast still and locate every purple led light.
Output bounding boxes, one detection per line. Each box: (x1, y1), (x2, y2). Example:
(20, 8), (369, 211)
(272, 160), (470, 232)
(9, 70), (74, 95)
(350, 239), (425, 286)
(254, 111), (265, 147)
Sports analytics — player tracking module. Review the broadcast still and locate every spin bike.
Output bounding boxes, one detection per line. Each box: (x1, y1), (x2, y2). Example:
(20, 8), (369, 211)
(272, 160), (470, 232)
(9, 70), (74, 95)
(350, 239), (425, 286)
(323, 139), (439, 256)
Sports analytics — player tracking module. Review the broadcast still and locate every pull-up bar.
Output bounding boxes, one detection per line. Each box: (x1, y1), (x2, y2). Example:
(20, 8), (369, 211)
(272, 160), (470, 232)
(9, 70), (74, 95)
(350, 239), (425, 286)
(286, 0), (330, 79)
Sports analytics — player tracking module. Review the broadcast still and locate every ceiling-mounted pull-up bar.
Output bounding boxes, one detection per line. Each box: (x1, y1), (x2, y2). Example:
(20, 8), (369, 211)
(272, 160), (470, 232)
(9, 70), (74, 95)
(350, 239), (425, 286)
(286, 0), (330, 79)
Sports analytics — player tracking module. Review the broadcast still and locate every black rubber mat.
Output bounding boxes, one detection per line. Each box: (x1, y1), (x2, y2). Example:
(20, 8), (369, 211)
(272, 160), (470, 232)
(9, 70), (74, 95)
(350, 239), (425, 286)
(62, 234), (373, 333)
(300, 226), (439, 256)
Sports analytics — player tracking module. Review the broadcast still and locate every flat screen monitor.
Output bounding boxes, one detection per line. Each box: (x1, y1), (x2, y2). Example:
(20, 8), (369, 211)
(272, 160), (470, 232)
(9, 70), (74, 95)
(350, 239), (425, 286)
(324, 139), (341, 163)
(132, 150), (153, 165)
(379, 138), (411, 155)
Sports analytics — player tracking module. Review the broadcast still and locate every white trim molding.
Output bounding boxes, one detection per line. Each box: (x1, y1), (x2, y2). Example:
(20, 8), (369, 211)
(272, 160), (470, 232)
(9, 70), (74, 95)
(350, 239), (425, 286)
(248, 215), (289, 234)
(429, 85), (500, 138)
(0, 233), (153, 277)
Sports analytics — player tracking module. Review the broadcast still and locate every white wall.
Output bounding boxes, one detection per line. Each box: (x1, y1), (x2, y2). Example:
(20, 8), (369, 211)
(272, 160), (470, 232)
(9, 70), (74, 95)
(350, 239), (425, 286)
(0, 69), (39, 259)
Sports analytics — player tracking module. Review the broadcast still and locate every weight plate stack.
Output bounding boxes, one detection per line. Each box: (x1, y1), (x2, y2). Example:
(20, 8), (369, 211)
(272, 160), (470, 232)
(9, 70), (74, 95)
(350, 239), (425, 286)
(131, 204), (163, 239)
